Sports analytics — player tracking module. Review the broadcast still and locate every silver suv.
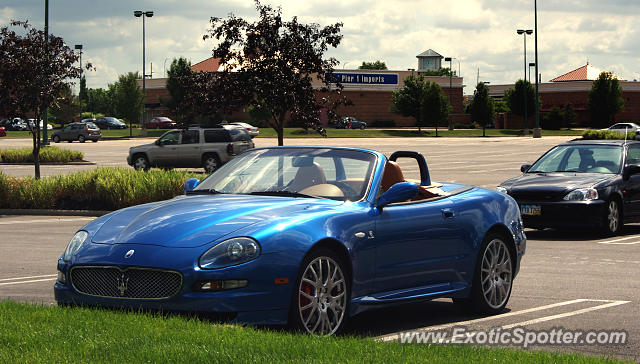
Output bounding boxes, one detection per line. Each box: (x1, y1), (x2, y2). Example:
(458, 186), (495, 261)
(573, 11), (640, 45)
(127, 125), (254, 172)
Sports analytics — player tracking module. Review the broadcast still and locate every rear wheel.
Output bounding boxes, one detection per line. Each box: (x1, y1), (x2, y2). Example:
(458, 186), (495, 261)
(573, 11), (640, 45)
(202, 154), (220, 173)
(603, 199), (622, 235)
(133, 154), (150, 171)
(455, 233), (513, 314)
(359, 124), (365, 130)
(78, 135), (86, 143)
(290, 248), (349, 336)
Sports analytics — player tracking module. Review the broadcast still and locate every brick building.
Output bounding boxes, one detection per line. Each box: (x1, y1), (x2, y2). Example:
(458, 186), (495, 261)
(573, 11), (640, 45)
(488, 64), (640, 129)
(141, 53), (466, 127)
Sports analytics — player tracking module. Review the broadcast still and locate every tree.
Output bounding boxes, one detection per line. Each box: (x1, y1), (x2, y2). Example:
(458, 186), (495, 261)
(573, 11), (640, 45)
(563, 102), (577, 129)
(50, 85), (78, 126)
(588, 71), (624, 128)
(470, 82), (495, 136)
(191, 0), (347, 146)
(86, 87), (115, 117)
(162, 57), (193, 121)
(391, 74), (450, 133)
(78, 75), (87, 110)
(358, 60), (387, 70)
(113, 72), (143, 125)
(420, 67), (456, 77)
(504, 79), (536, 130)
(0, 21), (82, 178)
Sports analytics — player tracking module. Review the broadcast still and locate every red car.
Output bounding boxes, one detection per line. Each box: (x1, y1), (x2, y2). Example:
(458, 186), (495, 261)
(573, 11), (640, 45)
(0, 127), (6, 137)
(145, 117), (177, 129)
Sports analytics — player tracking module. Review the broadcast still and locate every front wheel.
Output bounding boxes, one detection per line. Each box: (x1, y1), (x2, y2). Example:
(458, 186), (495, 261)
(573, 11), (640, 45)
(52, 135), (60, 143)
(290, 249), (349, 336)
(133, 155), (150, 171)
(603, 199), (622, 235)
(456, 233), (513, 314)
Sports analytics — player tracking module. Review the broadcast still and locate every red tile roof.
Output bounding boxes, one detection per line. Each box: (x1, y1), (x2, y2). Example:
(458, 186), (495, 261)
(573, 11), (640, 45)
(550, 63), (618, 82)
(191, 57), (221, 72)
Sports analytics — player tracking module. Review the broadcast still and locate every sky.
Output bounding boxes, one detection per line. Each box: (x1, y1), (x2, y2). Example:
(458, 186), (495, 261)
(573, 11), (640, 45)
(2, 0), (639, 94)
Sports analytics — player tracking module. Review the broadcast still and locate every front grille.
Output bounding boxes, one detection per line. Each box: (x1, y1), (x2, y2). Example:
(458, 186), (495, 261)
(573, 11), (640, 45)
(70, 266), (182, 299)
(509, 192), (564, 202)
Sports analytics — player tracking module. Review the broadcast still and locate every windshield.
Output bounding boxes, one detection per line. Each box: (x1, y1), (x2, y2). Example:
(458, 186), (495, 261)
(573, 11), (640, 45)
(528, 144), (622, 174)
(194, 148), (377, 201)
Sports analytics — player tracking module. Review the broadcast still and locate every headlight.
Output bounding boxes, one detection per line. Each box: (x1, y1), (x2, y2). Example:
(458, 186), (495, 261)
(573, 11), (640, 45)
(63, 231), (89, 261)
(496, 186), (508, 194)
(199, 237), (260, 269)
(563, 188), (598, 201)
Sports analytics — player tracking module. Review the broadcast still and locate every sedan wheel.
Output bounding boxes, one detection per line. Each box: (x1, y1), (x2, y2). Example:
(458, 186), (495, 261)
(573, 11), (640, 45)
(78, 135), (86, 143)
(52, 135), (60, 143)
(292, 250), (348, 336)
(604, 199), (622, 235)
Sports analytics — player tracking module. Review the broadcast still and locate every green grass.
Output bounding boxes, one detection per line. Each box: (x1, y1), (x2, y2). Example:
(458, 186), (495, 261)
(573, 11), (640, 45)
(0, 146), (84, 163)
(582, 130), (635, 140)
(256, 128), (585, 138)
(2, 128), (170, 139)
(0, 301), (626, 364)
(0, 168), (203, 210)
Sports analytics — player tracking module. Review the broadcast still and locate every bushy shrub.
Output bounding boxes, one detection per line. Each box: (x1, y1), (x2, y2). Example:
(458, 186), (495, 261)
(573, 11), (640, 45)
(0, 168), (202, 210)
(582, 130), (635, 140)
(371, 120), (396, 127)
(0, 146), (84, 163)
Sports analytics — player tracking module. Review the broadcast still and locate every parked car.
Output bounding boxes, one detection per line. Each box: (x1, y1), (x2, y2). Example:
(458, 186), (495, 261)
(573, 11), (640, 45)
(229, 122), (259, 137)
(6, 118), (27, 131)
(94, 117), (127, 130)
(56, 146), (525, 335)
(497, 139), (640, 235)
(602, 123), (640, 137)
(334, 117), (367, 130)
(0, 127), (5, 137)
(27, 119), (53, 130)
(145, 117), (177, 129)
(51, 121), (101, 143)
(127, 125), (254, 172)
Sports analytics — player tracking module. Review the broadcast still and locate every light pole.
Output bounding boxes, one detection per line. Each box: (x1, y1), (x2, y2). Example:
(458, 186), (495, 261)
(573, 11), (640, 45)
(529, 62), (536, 83)
(517, 29), (532, 135)
(444, 57), (454, 131)
(533, 0), (541, 138)
(43, 0), (49, 145)
(134, 10), (153, 137)
(75, 44), (83, 115)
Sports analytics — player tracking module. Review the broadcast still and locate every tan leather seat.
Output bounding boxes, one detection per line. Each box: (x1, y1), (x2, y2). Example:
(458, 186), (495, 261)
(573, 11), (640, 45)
(381, 161), (405, 192)
(288, 162), (326, 191)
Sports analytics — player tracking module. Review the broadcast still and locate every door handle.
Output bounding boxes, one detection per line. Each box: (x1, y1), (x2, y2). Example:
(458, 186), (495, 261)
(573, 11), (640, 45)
(442, 208), (455, 218)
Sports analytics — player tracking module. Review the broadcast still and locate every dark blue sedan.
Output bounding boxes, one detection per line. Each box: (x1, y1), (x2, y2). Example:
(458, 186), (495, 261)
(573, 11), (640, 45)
(55, 146), (525, 335)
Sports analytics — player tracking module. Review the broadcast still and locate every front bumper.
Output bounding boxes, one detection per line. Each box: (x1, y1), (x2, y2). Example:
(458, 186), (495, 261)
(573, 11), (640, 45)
(515, 199), (606, 229)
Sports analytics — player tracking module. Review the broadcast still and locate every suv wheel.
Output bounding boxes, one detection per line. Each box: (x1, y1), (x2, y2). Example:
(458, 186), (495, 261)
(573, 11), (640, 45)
(202, 154), (220, 173)
(133, 154), (150, 171)
(78, 135), (86, 143)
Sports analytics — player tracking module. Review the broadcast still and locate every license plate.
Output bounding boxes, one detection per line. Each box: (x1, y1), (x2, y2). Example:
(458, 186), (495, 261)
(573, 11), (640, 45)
(520, 204), (541, 216)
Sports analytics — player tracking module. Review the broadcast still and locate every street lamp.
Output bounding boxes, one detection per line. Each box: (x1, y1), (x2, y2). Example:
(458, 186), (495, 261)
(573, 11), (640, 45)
(75, 44), (83, 115)
(529, 62), (536, 83)
(134, 10), (154, 137)
(533, 0), (541, 138)
(517, 29), (532, 135)
(444, 57), (454, 131)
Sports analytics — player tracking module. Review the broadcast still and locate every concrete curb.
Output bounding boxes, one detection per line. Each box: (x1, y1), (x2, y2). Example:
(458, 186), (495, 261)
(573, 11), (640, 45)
(0, 209), (110, 217)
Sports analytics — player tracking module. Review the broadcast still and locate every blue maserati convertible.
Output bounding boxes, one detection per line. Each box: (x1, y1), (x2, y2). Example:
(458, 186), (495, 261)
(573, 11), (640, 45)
(55, 146), (526, 335)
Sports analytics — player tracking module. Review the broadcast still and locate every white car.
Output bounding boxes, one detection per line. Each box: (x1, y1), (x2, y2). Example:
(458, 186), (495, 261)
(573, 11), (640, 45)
(27, 119), (53, 130)
(602, 123), (640, 137)
(230, 122), (259, 137)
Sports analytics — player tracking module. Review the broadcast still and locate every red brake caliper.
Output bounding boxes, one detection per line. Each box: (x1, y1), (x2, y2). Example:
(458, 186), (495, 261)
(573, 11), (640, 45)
(300, 282), (312, 315)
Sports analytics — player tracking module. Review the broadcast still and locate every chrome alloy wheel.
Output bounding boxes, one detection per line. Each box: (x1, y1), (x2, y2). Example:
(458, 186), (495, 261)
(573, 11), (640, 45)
(480, 238), (512, 309)
(297, 256), (347, 336)
(607, 200), (619, 233)
(133, 156), (148, 171)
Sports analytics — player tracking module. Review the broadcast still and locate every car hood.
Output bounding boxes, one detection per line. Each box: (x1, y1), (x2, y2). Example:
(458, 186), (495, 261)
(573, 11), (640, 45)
(504, 172), (613, 194)
(91, 194), (341, 248)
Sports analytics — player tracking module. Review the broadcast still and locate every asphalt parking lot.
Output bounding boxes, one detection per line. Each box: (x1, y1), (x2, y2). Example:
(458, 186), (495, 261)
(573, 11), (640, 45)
(1, 136), (638, 361)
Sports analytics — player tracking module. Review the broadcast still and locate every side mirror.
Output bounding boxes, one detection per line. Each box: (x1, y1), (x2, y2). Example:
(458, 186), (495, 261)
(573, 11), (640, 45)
(183, 178), (200, 194)
(623, 165), (640, 181)
(521, 164), (531, 173)
(377, 182), (419, 208)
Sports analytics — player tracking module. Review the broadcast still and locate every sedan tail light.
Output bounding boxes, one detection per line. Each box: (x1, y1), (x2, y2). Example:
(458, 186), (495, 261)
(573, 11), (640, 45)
(227, 143), (233, 155)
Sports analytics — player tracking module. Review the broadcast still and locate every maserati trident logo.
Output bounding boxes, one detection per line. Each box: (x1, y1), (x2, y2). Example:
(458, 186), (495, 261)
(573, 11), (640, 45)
(124, 249), (135, 259)
(116, 273), (129, 296)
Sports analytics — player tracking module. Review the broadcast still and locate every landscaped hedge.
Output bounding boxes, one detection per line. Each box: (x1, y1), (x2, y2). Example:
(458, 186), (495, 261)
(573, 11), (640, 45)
(0, 146), (84, 163)
(0, 168), (203, 211)
(582, 130), (635, 140)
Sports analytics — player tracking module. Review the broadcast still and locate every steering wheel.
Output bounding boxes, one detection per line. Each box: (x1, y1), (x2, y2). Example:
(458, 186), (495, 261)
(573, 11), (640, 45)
(328, 181), (359, 200)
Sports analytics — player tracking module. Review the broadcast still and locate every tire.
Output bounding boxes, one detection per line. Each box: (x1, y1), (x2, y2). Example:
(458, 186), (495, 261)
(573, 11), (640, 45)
(78, 135), (86, 143)
(52, 135), (60, 143)
(202, 154), (220, 173)
(602, 198), (622, 236)
(455, 232), (513, 314)
(133, 154), (150, 171)
(290, 248), (349, 336)
(359, 125), (365, 130)
(91, 139), (98, 142)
